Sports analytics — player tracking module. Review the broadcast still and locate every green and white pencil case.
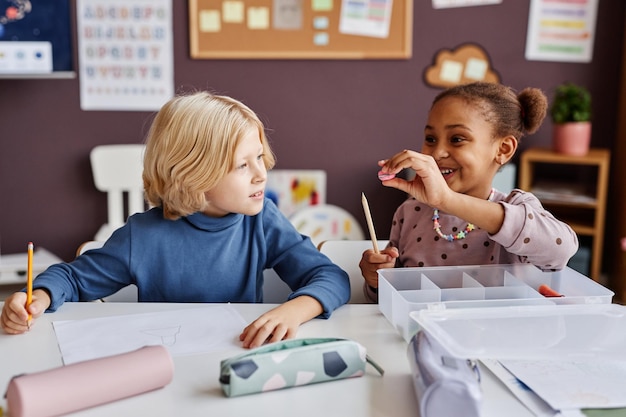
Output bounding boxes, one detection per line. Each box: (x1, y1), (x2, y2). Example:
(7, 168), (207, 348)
(219, 337), (384, 397)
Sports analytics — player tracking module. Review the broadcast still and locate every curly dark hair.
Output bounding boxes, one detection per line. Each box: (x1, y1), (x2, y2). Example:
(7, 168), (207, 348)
(432, 82), (548, 142)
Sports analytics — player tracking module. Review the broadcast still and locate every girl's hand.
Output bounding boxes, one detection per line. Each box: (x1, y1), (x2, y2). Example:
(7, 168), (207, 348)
(1, 289), (50, 334)
(378, 150), (451, 208)
(239, 296), (323, 349)
(359, 247), (399, 289)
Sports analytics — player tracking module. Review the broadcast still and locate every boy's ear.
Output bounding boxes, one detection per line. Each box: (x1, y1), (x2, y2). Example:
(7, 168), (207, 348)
(496, 135), (518, 164)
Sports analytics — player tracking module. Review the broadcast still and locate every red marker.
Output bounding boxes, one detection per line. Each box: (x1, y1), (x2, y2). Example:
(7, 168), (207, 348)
(538, 284), (563, 297)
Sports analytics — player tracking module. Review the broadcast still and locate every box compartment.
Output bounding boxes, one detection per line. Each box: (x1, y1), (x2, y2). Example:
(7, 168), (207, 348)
(378, 264), (614, 342)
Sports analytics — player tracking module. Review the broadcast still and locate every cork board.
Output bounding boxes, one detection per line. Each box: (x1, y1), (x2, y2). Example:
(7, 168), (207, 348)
(188, 0), (413, 59)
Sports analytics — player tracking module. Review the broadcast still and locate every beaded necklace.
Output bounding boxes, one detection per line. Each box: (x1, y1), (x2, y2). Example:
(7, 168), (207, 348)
(432, 188), (495, 242)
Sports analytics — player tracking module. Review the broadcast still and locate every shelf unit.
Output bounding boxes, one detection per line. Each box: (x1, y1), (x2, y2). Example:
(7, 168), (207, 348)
(519, 148), (610, 282)
(0, 248), (62, 286)
(0, 72), (76, 79)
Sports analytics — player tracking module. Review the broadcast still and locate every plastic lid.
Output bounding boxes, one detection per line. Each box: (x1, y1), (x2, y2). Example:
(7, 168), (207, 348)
(411, 304), (626, 360)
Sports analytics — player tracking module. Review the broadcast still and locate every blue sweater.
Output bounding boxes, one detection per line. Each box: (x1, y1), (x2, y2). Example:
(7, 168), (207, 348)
(34, 199), (350, 318)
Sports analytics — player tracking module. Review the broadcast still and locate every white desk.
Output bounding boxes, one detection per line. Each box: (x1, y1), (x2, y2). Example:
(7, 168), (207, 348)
(0, 302), (532, 417)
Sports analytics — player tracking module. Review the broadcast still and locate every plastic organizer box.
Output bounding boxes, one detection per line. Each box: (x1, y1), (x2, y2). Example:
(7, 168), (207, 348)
(410, 303), (626, 360)
(377, 264), (614, 342)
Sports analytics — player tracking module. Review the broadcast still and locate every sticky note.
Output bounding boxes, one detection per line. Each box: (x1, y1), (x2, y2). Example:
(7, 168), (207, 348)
(313, 16), (329, 30)
(199, 10), (221, 32)
(248, 7), (270, 30)
(223, 1), (244, 23)
(464, 57), (488, 80)
(313, 32), (329, 45)
(274, 0), (303, 30)
(312, 0), (333, 11)
(440, 60), (462, 83)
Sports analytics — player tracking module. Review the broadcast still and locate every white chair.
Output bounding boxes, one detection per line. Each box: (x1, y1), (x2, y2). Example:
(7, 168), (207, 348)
(261, 269), (292, 303)
(492, 163), (516, 194)
(318, 239), (389, 304)
(90, 144), (146, 242)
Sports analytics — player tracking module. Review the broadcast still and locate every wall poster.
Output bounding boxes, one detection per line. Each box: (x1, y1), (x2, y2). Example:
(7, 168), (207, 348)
(525, 0), (598, 63)
(76, 0), (174, 111)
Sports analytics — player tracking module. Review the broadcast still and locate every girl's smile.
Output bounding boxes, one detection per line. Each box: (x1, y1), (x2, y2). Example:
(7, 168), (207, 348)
(423, 96), (502, 199)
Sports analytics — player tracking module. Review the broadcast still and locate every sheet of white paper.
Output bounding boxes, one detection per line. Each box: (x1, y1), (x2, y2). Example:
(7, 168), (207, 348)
(481, 359), (557, 417)
(53, 305), (248, 364)
(339, 0), (393, 38)
(500, 359), (626, 411)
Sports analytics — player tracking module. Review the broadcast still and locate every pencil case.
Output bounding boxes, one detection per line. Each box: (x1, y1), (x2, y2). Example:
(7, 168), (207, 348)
(219, 337), (384, 397)
(5, 345), (174, 417)
(407, 331), (482, 417)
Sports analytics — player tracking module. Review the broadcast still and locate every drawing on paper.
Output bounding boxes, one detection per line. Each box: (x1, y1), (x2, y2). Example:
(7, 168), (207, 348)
(142, 325), (181, 346)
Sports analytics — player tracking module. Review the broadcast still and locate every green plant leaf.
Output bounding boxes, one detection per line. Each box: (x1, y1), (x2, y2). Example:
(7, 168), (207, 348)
(549, 82), (591, 123)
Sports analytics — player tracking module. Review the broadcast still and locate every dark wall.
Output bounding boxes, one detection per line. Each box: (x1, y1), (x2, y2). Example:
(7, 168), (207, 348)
(1, 1), (624, 262)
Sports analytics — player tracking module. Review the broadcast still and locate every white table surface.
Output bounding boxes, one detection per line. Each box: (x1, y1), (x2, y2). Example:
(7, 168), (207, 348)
(0, 302), (533, 417)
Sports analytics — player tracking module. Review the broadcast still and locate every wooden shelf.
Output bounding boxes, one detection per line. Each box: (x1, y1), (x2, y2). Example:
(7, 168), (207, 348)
(519, 147), (610, 282)
(0, 71), (76, 79)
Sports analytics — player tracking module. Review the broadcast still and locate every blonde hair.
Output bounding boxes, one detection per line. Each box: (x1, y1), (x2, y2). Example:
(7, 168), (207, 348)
(143, 91), (276, 220)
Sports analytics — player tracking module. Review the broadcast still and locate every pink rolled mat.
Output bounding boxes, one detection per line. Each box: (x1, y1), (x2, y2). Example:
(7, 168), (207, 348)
(6, 345), (174, 417)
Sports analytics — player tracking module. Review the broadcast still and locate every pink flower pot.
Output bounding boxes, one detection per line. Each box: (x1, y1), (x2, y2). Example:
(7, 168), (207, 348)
(552, 122), (592, 156)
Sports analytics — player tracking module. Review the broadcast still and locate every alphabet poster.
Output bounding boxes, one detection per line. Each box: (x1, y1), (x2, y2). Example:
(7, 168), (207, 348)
(76, 0), (174, 111)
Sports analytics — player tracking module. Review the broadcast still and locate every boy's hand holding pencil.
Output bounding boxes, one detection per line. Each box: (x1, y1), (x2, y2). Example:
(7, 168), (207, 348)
(27, 242), (33, 328)
(0, 242), (51, 334)
(1, 289), (51, 334)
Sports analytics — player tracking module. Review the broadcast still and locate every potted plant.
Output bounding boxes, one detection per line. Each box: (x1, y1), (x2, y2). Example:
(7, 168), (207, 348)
(549, 82), (592, 156)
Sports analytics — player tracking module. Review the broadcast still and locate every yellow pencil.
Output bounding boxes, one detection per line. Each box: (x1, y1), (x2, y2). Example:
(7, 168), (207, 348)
(361, 193), (380, 254)
(27, 242), (34, 328)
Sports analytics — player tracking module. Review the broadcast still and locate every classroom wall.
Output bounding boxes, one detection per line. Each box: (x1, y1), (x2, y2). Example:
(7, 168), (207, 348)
(1, 1), (625, 263)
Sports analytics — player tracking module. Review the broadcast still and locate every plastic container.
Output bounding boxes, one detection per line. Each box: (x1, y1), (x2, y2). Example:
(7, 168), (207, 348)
(410, 303), (626, 360)
(378, 264), (614, 342)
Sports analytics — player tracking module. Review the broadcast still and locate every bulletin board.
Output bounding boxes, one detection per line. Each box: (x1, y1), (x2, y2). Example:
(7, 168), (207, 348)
(189, 0), (413, 59)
